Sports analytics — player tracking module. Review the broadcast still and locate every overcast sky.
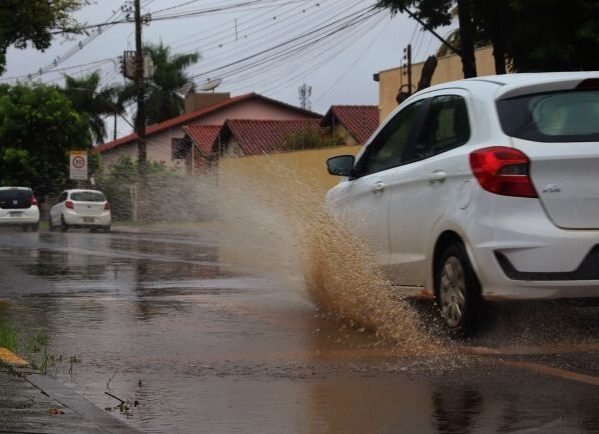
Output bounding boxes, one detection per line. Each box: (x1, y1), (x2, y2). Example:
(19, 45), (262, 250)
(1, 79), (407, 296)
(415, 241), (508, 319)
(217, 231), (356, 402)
(2, 0), (451, 138)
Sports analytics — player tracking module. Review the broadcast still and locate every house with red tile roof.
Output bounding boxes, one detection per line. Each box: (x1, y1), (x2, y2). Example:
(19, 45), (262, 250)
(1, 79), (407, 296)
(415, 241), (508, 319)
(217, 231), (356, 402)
(214, 119), (324, 158)
(95, 92), (321, 173)
(320, 105), (379, 146)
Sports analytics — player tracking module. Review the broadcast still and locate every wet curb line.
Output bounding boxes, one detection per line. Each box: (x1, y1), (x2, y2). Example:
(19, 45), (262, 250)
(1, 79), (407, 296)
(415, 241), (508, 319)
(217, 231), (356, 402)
(1, 348), (142, 434)
(24, 373), (143, 434)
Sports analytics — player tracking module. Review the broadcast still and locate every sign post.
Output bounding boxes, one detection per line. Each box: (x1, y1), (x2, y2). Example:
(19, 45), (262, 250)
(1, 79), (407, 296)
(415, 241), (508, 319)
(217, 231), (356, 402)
(69, 150), (88, 181)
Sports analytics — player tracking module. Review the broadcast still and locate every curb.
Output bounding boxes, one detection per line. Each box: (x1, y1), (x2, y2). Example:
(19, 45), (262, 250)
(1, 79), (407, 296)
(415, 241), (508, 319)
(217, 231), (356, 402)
(0, 347), (143, 434)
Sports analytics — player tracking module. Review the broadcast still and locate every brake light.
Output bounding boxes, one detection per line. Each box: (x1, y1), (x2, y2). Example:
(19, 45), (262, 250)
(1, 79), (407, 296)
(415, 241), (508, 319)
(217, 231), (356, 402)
(65, 200), (74, 209)
(30, 196), (38, 206)
(104, 202), (111, 210)
(469, 147), (538, 198)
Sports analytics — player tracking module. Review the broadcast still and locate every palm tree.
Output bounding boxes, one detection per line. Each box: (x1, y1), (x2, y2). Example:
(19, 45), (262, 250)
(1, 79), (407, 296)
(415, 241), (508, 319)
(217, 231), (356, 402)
(63, 71), (129, 144)
(142, 42), (200, 125)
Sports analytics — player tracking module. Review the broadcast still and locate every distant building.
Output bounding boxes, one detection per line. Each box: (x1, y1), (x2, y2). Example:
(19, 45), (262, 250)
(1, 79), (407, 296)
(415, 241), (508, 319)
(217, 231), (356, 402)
(320, 105), (380, 146)
(374, 46), (496, 122)
(215, 119), (324, 157)
(95, 92), (321, 174)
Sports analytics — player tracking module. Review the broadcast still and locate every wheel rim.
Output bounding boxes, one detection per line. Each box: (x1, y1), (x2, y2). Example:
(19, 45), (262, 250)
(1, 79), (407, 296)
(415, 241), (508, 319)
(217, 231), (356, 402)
(439, 256), (466, 328)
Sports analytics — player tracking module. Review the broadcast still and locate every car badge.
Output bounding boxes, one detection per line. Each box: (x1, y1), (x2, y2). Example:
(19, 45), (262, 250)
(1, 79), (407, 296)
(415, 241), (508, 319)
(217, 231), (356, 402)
(542, 184), (561, 193)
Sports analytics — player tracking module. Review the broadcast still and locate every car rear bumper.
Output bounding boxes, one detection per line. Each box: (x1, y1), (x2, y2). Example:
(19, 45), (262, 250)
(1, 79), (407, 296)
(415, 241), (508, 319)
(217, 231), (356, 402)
(63, 211), (111, 227)
(466, 194), (599, 300)
(0, 208), (40, 225)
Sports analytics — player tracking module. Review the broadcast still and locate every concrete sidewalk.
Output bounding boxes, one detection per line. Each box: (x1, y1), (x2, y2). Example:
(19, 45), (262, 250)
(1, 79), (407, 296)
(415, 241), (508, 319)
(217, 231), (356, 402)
(0, 362), (142, 434)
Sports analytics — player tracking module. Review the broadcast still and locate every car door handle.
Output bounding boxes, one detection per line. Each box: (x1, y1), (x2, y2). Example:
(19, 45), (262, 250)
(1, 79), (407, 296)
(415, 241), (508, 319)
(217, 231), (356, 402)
(372, 181), (385, 193)
(428, 171), (447, 184)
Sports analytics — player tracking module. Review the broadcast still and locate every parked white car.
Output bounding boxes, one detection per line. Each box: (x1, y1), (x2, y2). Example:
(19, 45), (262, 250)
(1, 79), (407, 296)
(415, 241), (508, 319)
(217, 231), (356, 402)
(326, 72), (599, 335)
(49, 189), (111, 232)
(0, 187), (40, 231)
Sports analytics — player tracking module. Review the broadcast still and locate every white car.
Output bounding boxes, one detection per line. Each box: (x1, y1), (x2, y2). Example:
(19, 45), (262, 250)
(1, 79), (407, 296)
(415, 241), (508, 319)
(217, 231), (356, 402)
(49, 189), (111, 232)
(0, 187), (40, 231)
(326, 72), (599, 335)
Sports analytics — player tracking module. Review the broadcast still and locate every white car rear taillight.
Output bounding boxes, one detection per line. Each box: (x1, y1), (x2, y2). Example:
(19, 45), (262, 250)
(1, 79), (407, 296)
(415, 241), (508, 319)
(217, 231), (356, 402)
(469, 146), (538, 198)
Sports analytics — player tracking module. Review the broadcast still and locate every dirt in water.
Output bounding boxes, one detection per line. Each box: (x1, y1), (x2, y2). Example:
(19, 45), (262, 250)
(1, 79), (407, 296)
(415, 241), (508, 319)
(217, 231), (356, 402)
(213, 161), (445, 354)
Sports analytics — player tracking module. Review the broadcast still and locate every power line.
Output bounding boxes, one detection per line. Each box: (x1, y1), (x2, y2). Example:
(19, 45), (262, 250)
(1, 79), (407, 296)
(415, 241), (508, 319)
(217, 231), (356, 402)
(187, 5), (377, 81)
(315, 16), (390, 104)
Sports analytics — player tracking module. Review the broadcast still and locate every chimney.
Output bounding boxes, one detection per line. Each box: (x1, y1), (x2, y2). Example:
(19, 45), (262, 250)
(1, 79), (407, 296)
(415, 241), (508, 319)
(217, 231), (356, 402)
(184, 92), (231, 113)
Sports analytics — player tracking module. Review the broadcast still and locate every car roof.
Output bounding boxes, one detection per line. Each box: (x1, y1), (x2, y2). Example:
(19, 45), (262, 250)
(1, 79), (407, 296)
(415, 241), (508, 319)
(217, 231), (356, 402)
(65, 189), (105, 194)
(419, 71), (599, 94)
(0, 186), (32, 191)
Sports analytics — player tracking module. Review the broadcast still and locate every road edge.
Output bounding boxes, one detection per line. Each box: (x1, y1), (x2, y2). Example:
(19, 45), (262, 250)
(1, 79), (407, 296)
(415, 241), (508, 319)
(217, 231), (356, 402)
(1, 347), (143, 434)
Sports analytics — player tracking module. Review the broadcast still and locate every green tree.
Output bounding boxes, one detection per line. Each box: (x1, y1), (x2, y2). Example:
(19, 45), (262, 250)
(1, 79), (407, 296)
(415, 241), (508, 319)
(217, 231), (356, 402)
(505, 0), (599, 72)
(142, 42), (200, 125)
(377, 0), (478, 78)
(63, 71), (131, 144)
(0, 0), (84, 75)
(0, 83), (90, 197)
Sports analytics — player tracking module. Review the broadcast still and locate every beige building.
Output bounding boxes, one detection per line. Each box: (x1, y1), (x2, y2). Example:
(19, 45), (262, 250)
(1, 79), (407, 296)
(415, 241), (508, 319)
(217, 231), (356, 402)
(375, 46), (496, 122)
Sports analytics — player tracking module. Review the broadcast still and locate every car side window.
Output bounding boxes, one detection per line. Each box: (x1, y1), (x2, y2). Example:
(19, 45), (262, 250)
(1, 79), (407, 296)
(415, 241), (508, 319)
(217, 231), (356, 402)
(356, 99), (427, 176)
(404, 95), (470, 163)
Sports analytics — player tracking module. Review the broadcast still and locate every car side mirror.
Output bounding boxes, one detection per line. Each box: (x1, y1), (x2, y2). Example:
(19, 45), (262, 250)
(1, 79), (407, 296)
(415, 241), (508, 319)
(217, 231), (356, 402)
(327, 155), (355, 177)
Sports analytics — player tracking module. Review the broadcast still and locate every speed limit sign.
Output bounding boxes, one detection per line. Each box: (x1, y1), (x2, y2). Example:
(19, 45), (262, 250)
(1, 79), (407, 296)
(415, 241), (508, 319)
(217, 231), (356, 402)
(69, 150), (88, 180)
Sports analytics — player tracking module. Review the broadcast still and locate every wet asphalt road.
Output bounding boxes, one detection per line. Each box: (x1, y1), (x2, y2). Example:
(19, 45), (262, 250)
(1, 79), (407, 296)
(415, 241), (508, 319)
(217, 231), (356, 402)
(0, 228), (598, 434)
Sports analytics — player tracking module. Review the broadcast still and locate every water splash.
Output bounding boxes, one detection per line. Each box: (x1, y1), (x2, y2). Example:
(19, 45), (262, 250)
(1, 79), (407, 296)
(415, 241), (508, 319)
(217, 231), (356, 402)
(214, 160), (442, 353)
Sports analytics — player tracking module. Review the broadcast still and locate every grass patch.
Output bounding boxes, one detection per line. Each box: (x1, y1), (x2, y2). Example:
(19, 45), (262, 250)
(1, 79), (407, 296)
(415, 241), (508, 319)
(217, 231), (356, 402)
(0, 321), (53, 372)
(0, 323), (18, 352)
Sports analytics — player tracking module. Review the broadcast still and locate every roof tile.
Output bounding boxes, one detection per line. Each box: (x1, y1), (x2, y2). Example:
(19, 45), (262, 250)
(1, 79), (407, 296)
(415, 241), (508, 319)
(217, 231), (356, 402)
(223, 119), (323, 155)
(182, 125), (221, 156)
(322, 105), (379, 144)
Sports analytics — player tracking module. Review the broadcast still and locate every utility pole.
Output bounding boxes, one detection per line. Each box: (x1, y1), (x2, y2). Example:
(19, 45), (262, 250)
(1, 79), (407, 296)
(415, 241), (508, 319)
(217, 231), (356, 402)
(134, 0), (146, 176)
(133, 0), (147, 222)
(404, 44), (412, 94)
(397, 44), (413, 104)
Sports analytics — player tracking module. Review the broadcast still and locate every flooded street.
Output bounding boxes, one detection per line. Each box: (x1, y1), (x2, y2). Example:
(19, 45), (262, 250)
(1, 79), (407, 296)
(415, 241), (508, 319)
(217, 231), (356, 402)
(0, 229), (598, 434)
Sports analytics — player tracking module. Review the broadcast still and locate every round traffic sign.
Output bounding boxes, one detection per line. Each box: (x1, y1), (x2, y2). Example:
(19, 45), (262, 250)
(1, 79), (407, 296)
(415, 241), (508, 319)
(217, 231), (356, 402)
(72, 156), (86, 169)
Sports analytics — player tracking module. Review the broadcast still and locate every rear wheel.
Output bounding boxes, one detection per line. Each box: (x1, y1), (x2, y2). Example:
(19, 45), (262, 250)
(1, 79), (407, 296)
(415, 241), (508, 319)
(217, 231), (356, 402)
(48, 217), (56, 232)
(435, 242), (481, 337)
(60, 215), (69, 232)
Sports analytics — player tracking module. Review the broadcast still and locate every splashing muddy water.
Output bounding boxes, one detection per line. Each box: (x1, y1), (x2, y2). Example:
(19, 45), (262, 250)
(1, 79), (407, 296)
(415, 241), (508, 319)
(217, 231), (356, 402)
(213, 160), (444, 354)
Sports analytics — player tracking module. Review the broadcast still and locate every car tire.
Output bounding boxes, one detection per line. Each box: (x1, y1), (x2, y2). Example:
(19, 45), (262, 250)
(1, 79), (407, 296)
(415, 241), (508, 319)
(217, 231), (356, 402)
(60, 215), (69, 232)
(434, 242), (481, 337)
(48, 217), (56, 232)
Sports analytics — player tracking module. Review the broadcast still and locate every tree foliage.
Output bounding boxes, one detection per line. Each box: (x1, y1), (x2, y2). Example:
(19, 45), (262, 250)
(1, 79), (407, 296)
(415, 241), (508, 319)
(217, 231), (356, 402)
(379, 0), (599, 76)
(0, 83), (90, 197)
(281, 128), (344, 152)
(62, 70), (133, 144)
(505, 0), (599, 72)
(377, 0), (478, 77)
(0, 0), (84, 75)
(142, 42), (200, 125)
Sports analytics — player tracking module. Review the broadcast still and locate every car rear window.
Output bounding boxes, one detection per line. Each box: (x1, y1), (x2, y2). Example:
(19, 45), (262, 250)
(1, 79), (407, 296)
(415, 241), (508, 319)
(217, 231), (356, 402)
(497, 89), (599, 142)
(0, 189), (33, 209)
(0, 189), (31, 201)
(70, 192), (105, 202)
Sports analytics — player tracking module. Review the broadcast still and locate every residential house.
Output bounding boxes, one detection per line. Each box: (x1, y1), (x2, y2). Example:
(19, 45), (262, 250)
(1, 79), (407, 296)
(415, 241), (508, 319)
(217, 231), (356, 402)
(95, 92), (321, 173)
(320, 105), (380, 146)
